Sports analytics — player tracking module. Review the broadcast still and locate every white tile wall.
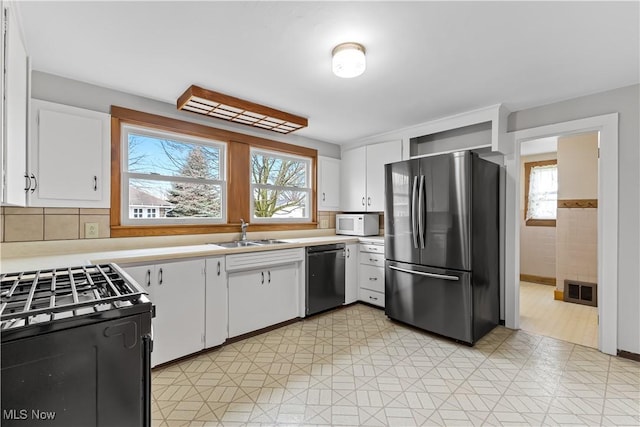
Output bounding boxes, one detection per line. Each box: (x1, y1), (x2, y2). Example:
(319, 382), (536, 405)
(557, 208), (598, 289)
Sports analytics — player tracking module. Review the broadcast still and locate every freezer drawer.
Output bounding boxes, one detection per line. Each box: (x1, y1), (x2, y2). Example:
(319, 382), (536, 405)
(385, 260), (473, 344)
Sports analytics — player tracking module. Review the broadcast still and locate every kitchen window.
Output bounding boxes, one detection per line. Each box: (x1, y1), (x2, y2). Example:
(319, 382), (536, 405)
(250, 148), (312, 222)
(121, 124), (226, 225)
(524, 160), (557, 226)
(110, 106), (318, 237)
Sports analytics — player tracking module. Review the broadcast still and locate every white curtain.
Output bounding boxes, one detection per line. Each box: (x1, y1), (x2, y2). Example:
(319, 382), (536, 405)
(526, 164), (557, 220)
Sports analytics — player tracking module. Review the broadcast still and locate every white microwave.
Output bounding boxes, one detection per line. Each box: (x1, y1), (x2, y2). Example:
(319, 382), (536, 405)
(335, 213), (380, 236)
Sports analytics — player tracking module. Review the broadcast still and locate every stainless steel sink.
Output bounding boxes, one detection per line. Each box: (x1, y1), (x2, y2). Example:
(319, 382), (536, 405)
(209, 239), (288, 248)
(249, 239), (288, 245)
(212, 241), (261, 248)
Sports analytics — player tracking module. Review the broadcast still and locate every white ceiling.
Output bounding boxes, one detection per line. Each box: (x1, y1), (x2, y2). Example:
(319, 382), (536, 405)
(16, 1), (639, 145)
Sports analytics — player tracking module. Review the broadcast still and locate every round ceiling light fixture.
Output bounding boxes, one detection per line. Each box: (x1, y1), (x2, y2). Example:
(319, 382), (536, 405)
(332, 42), (366, 78)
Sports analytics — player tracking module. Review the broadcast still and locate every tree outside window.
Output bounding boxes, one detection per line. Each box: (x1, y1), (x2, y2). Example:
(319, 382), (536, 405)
(250, 149), (311, 221)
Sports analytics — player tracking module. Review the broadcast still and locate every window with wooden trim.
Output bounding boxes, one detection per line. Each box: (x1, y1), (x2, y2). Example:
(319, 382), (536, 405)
(524, 160), (557, 226)
(110, 106), (318, 237)
(121, 124), (226, 225)
(250, 148), (312, 222)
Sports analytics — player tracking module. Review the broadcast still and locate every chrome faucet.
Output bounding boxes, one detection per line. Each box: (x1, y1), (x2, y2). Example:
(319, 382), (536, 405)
(240, 219), (249, 241)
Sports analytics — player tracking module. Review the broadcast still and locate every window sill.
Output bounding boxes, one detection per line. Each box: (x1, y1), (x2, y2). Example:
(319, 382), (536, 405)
(525, 219), (556, 227)
(110, 222), (318, 238)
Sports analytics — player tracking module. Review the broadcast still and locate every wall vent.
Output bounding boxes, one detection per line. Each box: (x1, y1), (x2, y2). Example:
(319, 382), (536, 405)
(563, 280), (597, 307)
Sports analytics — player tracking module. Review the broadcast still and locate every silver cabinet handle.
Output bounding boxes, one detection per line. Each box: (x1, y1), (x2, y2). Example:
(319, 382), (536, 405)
(30, 174), (37, 193)
(367, 196), (371, 206)
(369, 258), (377, 262)
(158, 268), (164, 285)
(362, 197), (365, 206)
(261, 271), (264, 284)
(217, 261), (221, 276)
(369, 295), (378, 301)
(24, 174), (31, 192)
(145, 269), (151, 287)
(389, 265), (459, 281)
(369, 277), (378, 281)
(346, 248), (350, 258)
(93, 175), (98, 191)
(268, 270), (271, 284)
(322, 192), (326, 201)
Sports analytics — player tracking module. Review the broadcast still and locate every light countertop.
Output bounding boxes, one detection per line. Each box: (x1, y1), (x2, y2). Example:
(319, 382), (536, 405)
(0, 234), (372, 273)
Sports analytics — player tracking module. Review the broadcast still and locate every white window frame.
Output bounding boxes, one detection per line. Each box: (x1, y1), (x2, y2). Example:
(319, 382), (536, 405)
(121, 124), (227, 225)
(249, 148), (312, 223)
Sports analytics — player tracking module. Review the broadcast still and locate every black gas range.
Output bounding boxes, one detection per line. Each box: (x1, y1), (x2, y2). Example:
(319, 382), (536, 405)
(1, 263), (152, 427)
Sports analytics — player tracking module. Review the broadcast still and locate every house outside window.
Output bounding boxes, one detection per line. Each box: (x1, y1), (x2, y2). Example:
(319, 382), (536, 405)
(121, 124), (226, 225)
(524, 160), (557, 226)
(250, 148), (312, 222)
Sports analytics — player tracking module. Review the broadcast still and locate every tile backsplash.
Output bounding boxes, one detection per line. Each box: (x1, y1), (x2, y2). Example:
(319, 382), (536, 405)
(1, 209), (344, 243)
(1, 207), (110, 242)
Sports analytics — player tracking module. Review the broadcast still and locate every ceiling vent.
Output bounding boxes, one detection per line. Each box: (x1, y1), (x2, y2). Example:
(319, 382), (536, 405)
(177, 85), (308, 134)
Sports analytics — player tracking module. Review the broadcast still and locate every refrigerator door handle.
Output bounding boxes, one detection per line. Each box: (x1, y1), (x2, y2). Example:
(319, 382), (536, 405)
(418, 175), (426, 248)
(411, 176), (419, 249)
(389, 265), (459, 281)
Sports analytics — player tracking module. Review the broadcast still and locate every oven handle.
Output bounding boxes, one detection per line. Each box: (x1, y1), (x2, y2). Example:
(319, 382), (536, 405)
(389, 265), (459, 281)
(142, 333), (152, 427)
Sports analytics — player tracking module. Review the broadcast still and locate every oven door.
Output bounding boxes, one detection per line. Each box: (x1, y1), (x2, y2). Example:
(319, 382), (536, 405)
(1, 311), (152, 427)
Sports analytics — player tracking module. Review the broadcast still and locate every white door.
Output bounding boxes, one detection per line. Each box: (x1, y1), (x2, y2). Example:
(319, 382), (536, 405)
(205, 257), (227, 348)
(228, 268), (269, 337)
(153, 259), (205, 366)
(318, 156), (341, 211)
(265, 264), (299, 325)
(344, 243), (359, 304)
(365, 141), (402, 212)
(341, 146), (366, 211)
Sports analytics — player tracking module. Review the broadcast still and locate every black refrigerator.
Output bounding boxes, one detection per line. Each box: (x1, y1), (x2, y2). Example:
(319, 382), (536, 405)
(384, 150), (500, 345)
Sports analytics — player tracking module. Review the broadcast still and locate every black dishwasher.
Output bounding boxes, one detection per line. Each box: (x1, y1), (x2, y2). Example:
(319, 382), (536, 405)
(306, 243), (346, 315)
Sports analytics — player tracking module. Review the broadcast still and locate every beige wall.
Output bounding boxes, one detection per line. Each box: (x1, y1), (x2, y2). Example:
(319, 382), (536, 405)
(556, 132), (598, 290)
(557, 133), (598, 200)
(520, 153), (557, 279)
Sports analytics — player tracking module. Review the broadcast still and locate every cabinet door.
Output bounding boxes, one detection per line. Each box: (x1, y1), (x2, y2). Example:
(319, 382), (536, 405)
(344, 243), (359, 304)
(205, 257), (227, 348)
(365, 141), (402, 211)
(318, 156), (341, 211)
(340, 146), (366, 211)
(153, 259), (205, 366)
(122, 264), (155, 301)
(228, 269), (269, 337)
(266, 264), (299, 325)
(2, 5), (28, 206)
(228, 263), (299, 338)
(28, 100), (110, 207)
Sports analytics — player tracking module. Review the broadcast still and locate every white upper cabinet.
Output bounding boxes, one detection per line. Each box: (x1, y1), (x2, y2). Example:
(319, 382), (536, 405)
(341, 140), (401, 212)
(28, 99), (110, 207)
(1, 3), (29, 206)
(317, 156), (341, 211)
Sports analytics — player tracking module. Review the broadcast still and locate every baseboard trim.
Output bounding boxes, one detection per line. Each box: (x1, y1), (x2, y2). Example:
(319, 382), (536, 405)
(554, 290), (564, 300)
(521, 274), (556, 286)
(617, 350), (640, 362)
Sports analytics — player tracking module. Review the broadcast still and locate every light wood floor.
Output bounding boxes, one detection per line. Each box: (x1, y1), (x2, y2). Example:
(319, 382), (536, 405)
(520, 281), (598, 349)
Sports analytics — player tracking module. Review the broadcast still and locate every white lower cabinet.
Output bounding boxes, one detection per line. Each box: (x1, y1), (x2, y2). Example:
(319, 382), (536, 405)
(228, 263), (299, 337)
(344, 243), (359, 304)
(205, 257), (228, 348)
(226, 248), (304, 338)
(124, 259), (206, 367)
(358, 241), (385, 307)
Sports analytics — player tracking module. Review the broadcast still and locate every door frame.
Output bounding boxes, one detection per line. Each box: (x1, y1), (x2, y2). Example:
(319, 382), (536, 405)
(504, 113), (618, 355)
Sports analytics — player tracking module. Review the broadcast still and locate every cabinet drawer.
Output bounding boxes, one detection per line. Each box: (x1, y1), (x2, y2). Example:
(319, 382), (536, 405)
(359, 264), (384, 292)
(359, 243), (384, 255)
(359, 288), (384, 308)
(361, 252), (384, 267)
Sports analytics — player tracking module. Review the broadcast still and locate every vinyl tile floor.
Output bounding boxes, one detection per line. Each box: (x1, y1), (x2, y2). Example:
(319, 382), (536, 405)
(151, 304), (639, 426)
(519, 281), (599, 349)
